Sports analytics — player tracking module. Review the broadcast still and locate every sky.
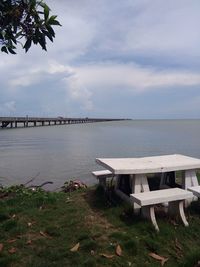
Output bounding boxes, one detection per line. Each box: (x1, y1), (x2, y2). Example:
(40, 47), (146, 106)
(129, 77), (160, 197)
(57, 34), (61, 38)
(1, 0), (200, 119)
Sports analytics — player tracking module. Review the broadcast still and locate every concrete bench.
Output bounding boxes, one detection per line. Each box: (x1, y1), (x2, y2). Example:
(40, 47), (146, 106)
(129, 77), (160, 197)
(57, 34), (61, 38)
(130, 188), (193, 231)
(92, 170), (113, 189)
(188, 186), (200, 197)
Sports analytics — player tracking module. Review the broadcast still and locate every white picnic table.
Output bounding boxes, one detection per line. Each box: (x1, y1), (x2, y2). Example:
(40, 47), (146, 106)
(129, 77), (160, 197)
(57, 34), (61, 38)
(96, 154), (200, 230)
(96, 154), (200, 205)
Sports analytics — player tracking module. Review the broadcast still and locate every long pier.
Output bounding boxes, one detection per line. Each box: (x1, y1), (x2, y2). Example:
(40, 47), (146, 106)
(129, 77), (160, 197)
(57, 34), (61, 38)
(0, 117), (128, 129)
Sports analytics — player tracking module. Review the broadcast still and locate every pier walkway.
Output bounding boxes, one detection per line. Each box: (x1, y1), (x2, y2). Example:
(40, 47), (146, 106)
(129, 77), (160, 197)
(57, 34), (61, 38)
(0, 117), (127, 129)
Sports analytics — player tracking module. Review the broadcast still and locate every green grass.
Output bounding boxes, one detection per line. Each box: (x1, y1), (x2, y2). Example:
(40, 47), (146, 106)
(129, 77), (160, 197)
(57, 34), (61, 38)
(0, 184), (200, 266)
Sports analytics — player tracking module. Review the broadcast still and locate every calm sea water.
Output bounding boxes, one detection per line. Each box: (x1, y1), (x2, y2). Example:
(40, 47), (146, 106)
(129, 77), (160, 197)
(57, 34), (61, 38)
(0, 120), (200, 190)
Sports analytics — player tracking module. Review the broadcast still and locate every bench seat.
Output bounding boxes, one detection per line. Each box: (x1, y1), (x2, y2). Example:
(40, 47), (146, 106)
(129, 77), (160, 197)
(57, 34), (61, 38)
(130, 188), (193, 231)
(188, 186), (200, 197)
(92, 170), (113, 188)
(92, 170), (113, 177)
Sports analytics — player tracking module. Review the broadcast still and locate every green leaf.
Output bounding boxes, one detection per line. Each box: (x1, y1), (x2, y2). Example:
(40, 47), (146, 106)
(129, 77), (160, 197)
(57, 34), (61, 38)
(44, 4), (50, 21)
(1, 46), (8, 54)
(30, 0), (36, 10)
(48, 15), (61, 26)
(7, 47), (16, 54)
(49, 19), (61, 26)
(38, 35), (47, 51)
(24, 38), (32, 52)
(42, 30), (53, 42)
(46, 25), (55, 37)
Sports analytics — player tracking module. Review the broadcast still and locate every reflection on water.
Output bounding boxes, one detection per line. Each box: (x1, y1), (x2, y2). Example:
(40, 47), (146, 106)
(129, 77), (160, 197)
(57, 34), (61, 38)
(0, 120), (200, 189)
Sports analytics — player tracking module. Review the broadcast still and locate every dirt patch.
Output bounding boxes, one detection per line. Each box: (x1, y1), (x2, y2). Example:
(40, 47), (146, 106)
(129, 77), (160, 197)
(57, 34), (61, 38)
(82, 190), (117, 240)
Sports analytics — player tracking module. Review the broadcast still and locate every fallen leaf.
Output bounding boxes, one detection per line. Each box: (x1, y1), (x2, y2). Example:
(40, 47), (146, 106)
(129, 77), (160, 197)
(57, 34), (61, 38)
(175, 238), (182, 251)
(9, 247), (17, 254)
(173, 238), (183, 259)
(27, 222), (32, 227)
(39, 231), (51, 239)
(40, 231), (47, 237)
(26, 240), (32, 245)
(0, 244), (3, 252)
(7, 239), (17, 244)
(149, 252), (169, 266)
(65, 200), (72, 203)
(116, 244), (122, 256)
(12, 214), (16, 219)
(100, 253), (115, 259)
(70, 242), (80, 252)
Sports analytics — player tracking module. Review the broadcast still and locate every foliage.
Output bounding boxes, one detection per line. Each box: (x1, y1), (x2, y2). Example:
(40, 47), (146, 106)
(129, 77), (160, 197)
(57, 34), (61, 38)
(61, 180), (87, 193)
(0, 184), (45, 196)
(0, 0), (61, 54)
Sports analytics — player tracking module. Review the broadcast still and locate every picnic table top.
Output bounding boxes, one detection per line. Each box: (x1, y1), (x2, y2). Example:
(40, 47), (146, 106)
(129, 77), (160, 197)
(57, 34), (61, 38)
(96, 154), (200, 174)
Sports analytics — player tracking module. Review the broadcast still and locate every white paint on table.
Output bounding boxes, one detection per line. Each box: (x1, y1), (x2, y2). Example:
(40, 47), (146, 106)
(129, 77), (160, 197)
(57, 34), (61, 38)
(96, 154), (200, 209)
(96, 154), (200, 175)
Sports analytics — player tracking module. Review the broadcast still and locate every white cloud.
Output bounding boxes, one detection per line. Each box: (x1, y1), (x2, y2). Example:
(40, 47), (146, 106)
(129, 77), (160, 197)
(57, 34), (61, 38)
(8, 61), (74, 88)
(63, 73), (93, 110)
(1, 0), (200, 118)
(71, 63), (200, 92)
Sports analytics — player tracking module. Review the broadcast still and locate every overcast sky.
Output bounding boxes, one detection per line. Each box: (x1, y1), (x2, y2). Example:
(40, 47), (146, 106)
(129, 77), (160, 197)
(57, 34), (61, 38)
(1, 0), (200, 119)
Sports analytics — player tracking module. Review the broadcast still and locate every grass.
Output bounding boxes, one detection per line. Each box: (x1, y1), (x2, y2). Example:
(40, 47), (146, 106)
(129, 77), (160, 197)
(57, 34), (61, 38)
(0, 184), (200, 267)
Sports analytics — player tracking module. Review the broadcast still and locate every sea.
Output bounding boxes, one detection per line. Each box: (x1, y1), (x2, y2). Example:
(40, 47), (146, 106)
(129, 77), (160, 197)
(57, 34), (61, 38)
(0, 119), (200, 190)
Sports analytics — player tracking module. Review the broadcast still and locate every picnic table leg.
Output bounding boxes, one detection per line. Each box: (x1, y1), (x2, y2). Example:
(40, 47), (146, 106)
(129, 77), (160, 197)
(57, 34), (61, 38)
(142, 206), (159, 232)
(115, 175), (132, 203)
(182, 170), (198, 207)
(183, 170), (199, 188)
(99, 176), (106, 189)
(168, 200), (189, 227)
(132, 174), (150, 214)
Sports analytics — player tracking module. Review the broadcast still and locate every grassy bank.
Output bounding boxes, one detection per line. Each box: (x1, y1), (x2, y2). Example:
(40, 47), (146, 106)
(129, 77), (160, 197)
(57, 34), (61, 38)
(0, 185), (200, 267)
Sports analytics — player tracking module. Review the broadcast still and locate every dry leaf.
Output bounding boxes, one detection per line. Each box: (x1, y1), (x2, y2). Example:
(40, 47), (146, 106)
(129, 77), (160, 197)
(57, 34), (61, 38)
(100, 253), (115, 259)
(174, 238), (183, 259)
(7, 239), (17, 244)
(0, 244), (3, 252)
(175, 238), (182, 251)
(39, 231), (51, 238)
(40, 231), (47, 237)
(116, 244), (122, 256)
(12, 214), (16, 219)
(70, 242), (80, 252)
(26, 240), (32, 245)
(149, 252), (169, 266)
(9, 247), (17, 254)
(27, 222), (32, 227)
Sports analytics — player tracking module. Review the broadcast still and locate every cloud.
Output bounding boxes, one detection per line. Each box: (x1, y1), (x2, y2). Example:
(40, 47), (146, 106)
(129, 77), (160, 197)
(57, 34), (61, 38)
(8, 61), (74, 88)
(63, 72), (93, 110)
(125, 0), (200, 56)
(71, 63), (200, 92)
(1, 0), (200, 118)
